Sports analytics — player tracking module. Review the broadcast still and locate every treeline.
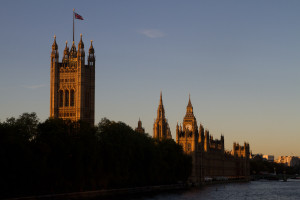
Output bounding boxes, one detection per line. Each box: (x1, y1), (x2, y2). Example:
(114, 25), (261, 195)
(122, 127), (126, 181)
(0, 113), (192, 199)
(250, 155), (300, 175)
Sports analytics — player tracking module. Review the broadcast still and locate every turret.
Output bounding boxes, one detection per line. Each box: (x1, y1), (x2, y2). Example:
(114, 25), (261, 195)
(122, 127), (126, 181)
(50, 35), (59, 118)
(135, 118), (145, 134)
(62, 41), (69, 62)
(232, 142), (237, 157)
(88, 40), (95, 66)
(204, 129), (209, 152)
(70, 41), (77, 58)
(51, 35), (59, 62)
(221, 134), (225, 152)
(198, 123), (204, 144)
(78, 34), (85, 62)
(244, 142), (250, 158)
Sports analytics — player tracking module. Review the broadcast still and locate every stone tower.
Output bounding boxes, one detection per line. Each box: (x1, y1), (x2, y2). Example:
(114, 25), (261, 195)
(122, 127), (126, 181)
(153, 92), (172, 140)
(176, 95), (201, 183)
(135, 118), (145, 134)
(176, 95), (198, 152)
(50, 34), (95, 125)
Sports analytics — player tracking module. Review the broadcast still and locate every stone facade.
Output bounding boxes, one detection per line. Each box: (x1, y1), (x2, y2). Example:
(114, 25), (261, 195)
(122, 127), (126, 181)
(176, 96), (250, 183)
(135, 119), (145, 134)
(153, 92), (172, 140)
(50, 34), (95, 125)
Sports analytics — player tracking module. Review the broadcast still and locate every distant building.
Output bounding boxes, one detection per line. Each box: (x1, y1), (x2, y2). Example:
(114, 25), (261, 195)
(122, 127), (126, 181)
(135, 118), (145, 134)
(153, 92), (172, 140)
(50, 34), (95, 124)
(276, 156), (300, 167)
(263, 155), (274, 162)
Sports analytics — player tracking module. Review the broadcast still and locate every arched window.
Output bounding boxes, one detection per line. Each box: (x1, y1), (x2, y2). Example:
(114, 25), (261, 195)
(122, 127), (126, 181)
(59, 90), (63, 107)
(70, 90), (75, 106)
(65, 90), (69, 107)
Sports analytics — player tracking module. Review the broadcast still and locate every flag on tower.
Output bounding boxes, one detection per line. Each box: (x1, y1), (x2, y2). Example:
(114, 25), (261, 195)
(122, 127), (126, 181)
(74, 12), (84, 20)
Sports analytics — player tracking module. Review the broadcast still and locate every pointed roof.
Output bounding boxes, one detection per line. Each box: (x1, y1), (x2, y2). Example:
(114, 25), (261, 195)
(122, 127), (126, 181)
(64, 41), (69, 53)
(184, 93), (195, 119)
(89, 40), (94, 54)
(78, 33), (84, 49)
(187, 93), (192, 108)
(156, 91), (165, 120)
(63, 41), (69, 61)
(52, 35), (58, 50)
(70, 41), (77, 58)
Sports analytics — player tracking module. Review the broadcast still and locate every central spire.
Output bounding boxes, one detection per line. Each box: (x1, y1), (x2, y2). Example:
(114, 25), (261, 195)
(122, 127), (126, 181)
(186, 94), (193, 114)
(160, 91), (163, 105)
(187, 93), (192, 107)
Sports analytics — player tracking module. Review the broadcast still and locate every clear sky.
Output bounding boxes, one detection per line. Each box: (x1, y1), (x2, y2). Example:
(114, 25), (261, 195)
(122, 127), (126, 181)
(0, 0), (300, 158)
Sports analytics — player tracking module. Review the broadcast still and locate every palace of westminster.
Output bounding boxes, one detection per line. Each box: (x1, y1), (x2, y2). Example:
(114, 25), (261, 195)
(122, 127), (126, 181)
(50, 34), (250, 183)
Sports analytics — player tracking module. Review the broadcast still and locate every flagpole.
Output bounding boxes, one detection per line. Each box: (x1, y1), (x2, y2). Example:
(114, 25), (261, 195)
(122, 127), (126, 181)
(73, 8), (75, 42)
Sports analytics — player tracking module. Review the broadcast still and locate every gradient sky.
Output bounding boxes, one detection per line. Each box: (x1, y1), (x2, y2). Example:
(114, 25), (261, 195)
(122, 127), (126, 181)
(1, 0), (300, 158)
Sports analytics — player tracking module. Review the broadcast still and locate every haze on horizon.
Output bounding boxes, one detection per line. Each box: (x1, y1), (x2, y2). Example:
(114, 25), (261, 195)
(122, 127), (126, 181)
(0, 0), (299, 158)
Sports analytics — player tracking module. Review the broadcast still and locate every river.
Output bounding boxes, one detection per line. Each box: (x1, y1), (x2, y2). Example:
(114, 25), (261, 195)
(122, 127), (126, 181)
(133, 179), (300, 200)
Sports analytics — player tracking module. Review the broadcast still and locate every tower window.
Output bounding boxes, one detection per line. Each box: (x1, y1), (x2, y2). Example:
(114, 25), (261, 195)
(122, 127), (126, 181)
(65, 90), (69, 107)
(70, 90), (75, 106)
(59, 90), (63, 107)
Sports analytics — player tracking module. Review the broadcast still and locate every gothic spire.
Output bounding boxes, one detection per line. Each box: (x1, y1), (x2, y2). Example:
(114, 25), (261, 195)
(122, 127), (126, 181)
(89, 40), (94, 54)
(78, 33), (84, 49)
(185, 94), (194, 115)
(52, 35), (58, 51)
(63, 40), (69, 61)
(187, 93), (192, 107)
(159, 91), (163, 105)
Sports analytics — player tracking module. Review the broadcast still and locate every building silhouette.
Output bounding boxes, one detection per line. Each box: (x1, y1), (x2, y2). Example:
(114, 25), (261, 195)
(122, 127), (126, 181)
(50, 34), (95, 124)
(135, 118), (145, 134)
(153, 92), (172, 140)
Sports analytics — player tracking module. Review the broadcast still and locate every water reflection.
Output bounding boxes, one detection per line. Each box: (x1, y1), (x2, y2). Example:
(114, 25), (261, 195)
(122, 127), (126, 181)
(137, 180), (300, 200)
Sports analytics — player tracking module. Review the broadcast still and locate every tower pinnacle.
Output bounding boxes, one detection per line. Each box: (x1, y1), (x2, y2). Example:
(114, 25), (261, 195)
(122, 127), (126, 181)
(188, 93), (192, 107)
(78, 34), (84, 49)
(89, 40), (94, 54)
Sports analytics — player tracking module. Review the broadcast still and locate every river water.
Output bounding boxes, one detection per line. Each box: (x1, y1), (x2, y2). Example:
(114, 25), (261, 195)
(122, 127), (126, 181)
(137, 180), (300, 200)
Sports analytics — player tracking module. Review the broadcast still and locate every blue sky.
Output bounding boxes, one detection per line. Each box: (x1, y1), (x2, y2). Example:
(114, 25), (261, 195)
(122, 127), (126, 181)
(1, 0), (300, 157)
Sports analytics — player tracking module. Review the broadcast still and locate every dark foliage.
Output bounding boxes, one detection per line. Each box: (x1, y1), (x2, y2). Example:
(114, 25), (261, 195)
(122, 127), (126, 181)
(0, 113), (191, 199)
(250, 155), (299, 175)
